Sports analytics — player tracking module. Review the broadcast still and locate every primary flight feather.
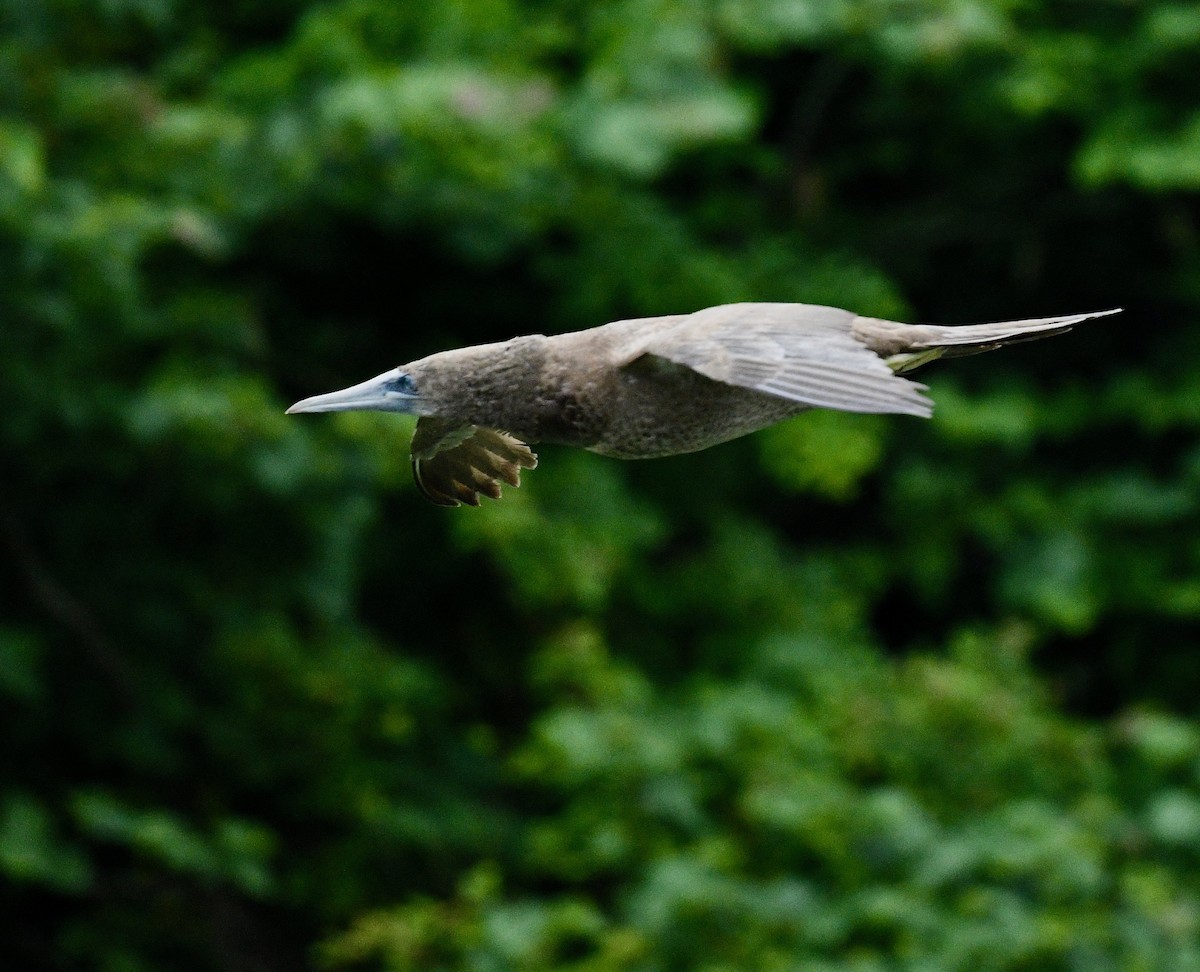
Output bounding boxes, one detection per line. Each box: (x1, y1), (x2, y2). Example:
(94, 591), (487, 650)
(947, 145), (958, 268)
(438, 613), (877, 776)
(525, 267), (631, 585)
(286, 302), (1119, 507)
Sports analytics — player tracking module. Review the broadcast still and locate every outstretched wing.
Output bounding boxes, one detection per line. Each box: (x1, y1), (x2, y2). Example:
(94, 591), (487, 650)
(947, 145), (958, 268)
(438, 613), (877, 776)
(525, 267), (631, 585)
(618, 302), (933, 418)
(410, 417), (538, 507)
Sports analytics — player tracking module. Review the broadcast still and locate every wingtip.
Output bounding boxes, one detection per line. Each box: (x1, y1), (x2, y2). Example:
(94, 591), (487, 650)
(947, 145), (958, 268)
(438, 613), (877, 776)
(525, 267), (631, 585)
(1049, 307), (1123, 328)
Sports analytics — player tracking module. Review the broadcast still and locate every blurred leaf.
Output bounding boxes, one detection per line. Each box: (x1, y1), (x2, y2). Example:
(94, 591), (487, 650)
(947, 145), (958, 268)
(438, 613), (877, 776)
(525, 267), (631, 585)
(758, 410), (887, 499)
(0, 794), (91, 893)
(72, 792), (275, 896)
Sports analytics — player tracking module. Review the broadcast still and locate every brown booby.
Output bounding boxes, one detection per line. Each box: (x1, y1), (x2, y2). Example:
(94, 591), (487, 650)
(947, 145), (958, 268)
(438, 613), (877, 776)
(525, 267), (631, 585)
(286, 302), (1119, 506)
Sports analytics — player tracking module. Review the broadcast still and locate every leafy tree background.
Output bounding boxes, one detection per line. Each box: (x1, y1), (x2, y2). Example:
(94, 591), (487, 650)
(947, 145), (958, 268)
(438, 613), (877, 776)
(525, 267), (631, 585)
(4, 0), (1200, 968)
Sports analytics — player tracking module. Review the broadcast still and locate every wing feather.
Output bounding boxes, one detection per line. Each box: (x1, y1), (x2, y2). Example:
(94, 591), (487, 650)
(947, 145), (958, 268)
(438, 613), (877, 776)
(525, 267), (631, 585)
(620, 302), (933, 418)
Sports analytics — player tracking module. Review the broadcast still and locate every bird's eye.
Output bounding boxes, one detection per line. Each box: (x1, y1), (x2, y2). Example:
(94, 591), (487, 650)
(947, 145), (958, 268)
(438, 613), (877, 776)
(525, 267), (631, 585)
(386, 373), (417, 396)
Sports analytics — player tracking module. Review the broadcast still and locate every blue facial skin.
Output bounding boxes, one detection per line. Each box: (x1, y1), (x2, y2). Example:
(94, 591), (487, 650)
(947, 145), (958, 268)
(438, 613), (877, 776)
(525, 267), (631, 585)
(381, 372), (422, 413)
(385, 373), (417, 397)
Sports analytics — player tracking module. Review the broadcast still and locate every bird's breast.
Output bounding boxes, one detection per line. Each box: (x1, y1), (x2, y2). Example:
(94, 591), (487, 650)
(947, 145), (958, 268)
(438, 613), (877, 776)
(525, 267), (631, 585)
(583, 362), (808, 459)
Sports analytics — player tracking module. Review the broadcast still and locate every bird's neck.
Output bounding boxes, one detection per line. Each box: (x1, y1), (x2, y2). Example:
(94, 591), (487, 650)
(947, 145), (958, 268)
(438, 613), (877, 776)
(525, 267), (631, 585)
(412, 335), (561, 439)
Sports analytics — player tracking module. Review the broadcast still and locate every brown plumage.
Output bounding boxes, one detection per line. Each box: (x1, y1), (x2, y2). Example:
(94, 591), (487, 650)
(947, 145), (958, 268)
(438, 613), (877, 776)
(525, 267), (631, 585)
(286, 302), (1119, 506)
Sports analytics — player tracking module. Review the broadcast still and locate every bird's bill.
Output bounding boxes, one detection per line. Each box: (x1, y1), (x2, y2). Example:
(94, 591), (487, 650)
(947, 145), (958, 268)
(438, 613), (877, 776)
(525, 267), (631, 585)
(286, 368), (417, 414)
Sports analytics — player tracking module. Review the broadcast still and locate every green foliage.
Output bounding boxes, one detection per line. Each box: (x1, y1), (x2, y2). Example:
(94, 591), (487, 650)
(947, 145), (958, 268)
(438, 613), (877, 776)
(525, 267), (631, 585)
(5, 0), (1200, 968)
(759, 411), (888, 499)
(323, 627), (1200, 970)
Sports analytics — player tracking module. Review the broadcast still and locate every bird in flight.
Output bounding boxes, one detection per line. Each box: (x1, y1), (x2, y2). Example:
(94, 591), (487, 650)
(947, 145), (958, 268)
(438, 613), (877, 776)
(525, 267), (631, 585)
(287, 302), (1119, 507)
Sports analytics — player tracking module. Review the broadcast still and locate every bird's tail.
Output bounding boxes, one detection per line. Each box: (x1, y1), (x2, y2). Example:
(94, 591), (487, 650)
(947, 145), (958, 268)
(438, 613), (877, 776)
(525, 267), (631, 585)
(911, 308), (1122, 358)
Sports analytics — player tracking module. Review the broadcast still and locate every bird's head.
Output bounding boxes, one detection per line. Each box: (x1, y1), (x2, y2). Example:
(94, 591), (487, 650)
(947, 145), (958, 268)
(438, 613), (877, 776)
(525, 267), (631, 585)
(286, 367), (427, 416)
